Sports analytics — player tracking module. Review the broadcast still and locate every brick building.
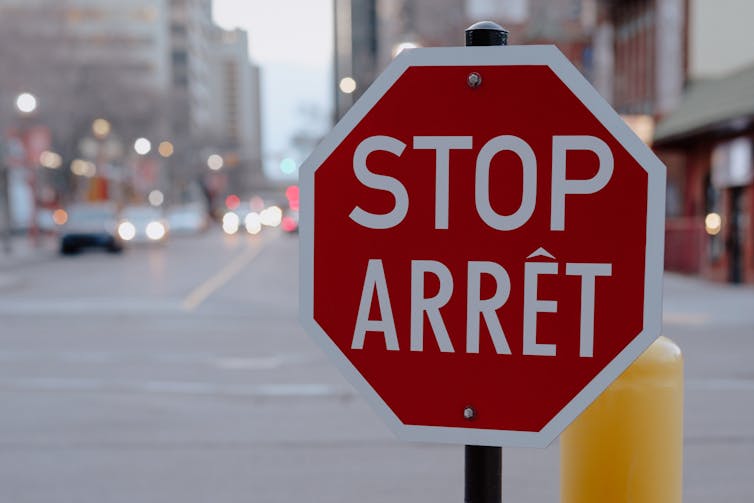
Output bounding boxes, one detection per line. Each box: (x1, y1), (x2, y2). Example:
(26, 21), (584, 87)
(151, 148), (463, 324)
(655, 64), (754, 284)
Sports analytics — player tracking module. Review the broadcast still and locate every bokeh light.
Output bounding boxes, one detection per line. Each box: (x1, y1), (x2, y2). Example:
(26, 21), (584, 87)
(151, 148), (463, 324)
(134, 137), (151, 155)
(70, 159), (96, 178)
(15, 93), (37, 114)
(705, 212), (722, 236)
(339, 77), (356, 94)
(158, 141), (174, 158)
(222, 211), (240, 234)
(39, 150), (62, 169)
(146, 221), (166, 241)
(245, 212), (262, 235)
(52, 209), (68, 226)
(207, 154), (223, 171)
(280, 158), (297, 175)
(225, 194), (240, 210)
(260, 205), (283, 227)
(92, 118), (111, 139)
(148, 190), (164, 207)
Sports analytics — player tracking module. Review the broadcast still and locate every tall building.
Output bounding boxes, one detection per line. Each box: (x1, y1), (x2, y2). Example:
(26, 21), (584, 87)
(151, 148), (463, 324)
(0, 0), (172, 139)
(333, 0), (379, 121)
(208, 28), (265, 193)
(0, 0), (265, 207)
(0, 0), (174, 224)
(168, 1), (266, 195)
(63, 0), (172, 93)
(168, 0), (214, 142)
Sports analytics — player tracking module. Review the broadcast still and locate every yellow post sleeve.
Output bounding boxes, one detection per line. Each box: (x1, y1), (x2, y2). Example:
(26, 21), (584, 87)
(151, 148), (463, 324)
(560, 336), (684, 503)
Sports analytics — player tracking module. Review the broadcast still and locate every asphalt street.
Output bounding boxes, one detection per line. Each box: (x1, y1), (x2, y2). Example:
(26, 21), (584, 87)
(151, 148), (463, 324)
(0, 228), (751, 502)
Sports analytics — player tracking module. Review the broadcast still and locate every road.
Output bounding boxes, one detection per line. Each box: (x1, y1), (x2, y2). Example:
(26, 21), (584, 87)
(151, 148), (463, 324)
(0, 228), (752, 502)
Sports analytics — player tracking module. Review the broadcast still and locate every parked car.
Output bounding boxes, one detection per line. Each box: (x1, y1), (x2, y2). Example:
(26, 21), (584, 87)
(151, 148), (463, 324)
(59, 203), (123, 255)
(117, 205), (168, 244)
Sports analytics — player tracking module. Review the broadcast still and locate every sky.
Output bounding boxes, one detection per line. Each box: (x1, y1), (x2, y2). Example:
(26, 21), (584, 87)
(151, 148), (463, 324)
(212, 0), (334, 180)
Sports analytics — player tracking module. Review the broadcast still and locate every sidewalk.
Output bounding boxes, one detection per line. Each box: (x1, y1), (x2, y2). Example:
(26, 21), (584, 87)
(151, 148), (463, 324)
(663, 270), (754, 329)
(0, 233), (58, 271)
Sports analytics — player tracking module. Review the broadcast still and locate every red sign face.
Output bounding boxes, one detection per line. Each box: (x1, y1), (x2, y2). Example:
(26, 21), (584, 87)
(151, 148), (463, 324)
(300, 46), (665, 447)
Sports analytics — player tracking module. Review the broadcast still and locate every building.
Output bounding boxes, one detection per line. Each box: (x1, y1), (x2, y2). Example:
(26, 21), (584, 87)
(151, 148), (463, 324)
(0, 0), (265, 212)
(333, 0), (379, 121)
(333, 0), (603, 121)
(207, 27), (265, 194)
(0, 0), (173, 225)
(593, 0), (686, 117)
(377, 0), (467, 64)
(0, 0), (172, 140)
(653, 0), (754, 284)
(168, 0), (214, 142)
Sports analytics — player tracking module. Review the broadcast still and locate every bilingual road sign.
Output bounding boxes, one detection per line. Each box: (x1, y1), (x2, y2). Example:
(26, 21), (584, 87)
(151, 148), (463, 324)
(300, 45), (665, 447)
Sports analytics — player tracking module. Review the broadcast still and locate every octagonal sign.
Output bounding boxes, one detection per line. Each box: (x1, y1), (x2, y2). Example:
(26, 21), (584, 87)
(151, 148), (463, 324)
(300, 46), (665, 447)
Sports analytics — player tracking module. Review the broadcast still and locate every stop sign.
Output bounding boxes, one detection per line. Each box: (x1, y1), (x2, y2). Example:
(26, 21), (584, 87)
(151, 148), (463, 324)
(300, 46), (665, 447)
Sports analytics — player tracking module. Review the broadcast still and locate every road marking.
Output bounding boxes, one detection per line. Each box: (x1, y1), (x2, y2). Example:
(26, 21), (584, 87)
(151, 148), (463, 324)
(182, 242), (264, 311)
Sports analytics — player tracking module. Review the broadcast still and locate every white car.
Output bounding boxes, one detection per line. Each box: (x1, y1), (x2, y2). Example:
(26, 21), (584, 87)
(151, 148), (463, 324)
(117, 205), (168, 244)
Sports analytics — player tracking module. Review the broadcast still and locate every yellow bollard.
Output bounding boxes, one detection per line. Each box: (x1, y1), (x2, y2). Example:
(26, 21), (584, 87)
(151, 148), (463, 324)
(560, 336), (683, 503)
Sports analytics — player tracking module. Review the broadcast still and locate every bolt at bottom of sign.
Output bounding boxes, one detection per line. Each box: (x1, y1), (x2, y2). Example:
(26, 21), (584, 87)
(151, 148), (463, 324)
(464, 406), (476, 420)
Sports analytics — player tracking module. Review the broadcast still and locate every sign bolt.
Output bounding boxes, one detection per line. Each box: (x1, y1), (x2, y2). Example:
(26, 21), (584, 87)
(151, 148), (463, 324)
(467, 72), (482, 88)
(463, 406), (476, 420)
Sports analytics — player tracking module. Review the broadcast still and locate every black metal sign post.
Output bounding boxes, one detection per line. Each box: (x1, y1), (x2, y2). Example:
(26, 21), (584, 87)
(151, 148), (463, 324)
(463, 21), (508, 503)
(465, 444), (502, 503)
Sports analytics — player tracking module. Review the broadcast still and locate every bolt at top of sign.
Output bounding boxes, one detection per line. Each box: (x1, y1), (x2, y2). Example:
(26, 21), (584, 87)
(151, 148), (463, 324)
(300, 45), (665, 448)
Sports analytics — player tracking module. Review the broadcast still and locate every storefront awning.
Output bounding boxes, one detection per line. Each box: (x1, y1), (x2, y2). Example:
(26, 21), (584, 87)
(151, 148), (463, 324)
(654, 63), (754, 146)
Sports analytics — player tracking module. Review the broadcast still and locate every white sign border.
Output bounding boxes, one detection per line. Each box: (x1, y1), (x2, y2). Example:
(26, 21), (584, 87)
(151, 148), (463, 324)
(299, 45), (666, 448)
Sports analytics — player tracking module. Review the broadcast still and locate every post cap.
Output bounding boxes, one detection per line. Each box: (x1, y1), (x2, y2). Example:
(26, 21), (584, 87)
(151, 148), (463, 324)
(465, 21), (509, 47)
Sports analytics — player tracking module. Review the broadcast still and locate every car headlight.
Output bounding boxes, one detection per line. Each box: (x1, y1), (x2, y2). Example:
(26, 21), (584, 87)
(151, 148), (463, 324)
(118, 221), (136, 241)
(260, 205), (283, 227)
(245, 212), (262, 235)
(222, 212), (240, 235)
(145, 221), (166, 241)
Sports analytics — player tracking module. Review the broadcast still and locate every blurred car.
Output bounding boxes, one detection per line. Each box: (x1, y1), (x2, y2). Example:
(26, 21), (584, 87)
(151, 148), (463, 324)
(166, 203), (209, 235)
(59, 203), (123, 255)
(117, 205), (168, 244)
